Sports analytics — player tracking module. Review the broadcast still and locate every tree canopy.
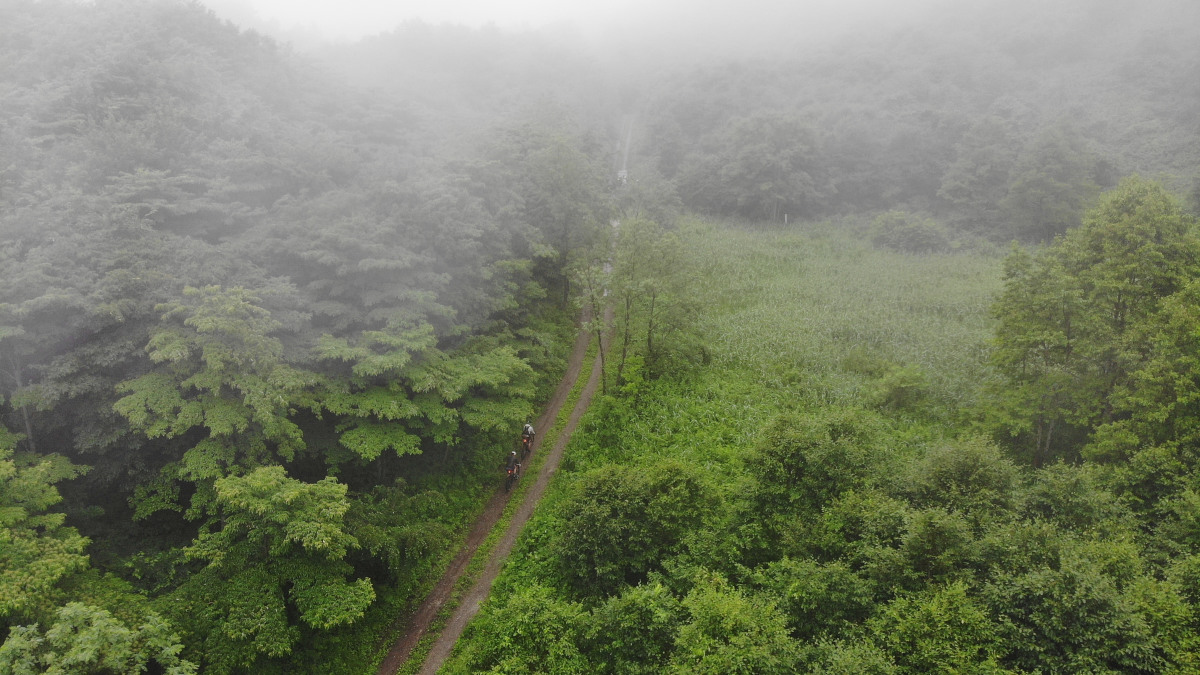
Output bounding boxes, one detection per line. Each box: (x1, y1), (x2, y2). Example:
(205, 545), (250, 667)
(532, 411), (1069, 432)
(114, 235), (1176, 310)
(4, 0), (1200, 670)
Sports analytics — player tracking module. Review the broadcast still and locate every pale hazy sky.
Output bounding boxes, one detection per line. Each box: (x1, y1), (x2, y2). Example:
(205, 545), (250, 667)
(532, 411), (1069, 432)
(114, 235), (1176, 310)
(205, 0), (642, 41)
(252, 0), (624, 35)
(203, 0), (946, 45)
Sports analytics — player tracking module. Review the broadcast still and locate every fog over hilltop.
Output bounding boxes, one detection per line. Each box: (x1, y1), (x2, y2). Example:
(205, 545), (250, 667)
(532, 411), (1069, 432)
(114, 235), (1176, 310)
(1, 0), (1199, 671)
(203, 0), (949, 57)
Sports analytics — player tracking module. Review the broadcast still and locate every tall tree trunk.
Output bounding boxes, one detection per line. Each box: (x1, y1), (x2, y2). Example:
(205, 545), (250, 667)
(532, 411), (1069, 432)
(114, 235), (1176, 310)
(1035, 418), (1055, 468)
(588, 276), (607, 396)
(646, 290), (656, 378)
(616, 294), (632, 387)
(7, 353), (36, 453)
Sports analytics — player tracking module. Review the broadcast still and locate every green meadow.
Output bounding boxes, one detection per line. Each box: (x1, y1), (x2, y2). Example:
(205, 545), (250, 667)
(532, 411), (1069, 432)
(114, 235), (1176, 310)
(555, 219), (1006, 484)
(688, 220), (1002, 410)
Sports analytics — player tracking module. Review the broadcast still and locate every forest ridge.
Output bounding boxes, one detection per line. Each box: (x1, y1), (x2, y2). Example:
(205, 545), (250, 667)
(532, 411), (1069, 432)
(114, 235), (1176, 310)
(1, 0), (1199, 672)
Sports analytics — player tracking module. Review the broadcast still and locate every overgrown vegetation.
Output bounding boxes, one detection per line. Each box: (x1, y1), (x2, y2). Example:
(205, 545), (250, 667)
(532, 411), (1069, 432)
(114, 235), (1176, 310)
(0, 1), (604, 671)
(3, 0), (1199, 671)
(445, 189), (1200, 672)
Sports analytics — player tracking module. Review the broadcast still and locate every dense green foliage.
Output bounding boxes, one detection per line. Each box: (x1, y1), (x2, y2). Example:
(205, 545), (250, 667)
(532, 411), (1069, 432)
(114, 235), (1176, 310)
(3, 0), (1198, 671)
(0, 0), (607, 670)
(986, 177), (1200, 469)
(446, 198), (1200, 672)
(0, 428), (88, 625)
(0, 602), (196, 674)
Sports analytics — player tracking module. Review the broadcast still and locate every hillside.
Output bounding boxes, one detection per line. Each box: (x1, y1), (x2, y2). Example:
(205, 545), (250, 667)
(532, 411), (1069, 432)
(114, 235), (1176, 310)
(1, 0), (1198, 672)
(446, 193), (1200, 672)
(0, 1), (608, 671)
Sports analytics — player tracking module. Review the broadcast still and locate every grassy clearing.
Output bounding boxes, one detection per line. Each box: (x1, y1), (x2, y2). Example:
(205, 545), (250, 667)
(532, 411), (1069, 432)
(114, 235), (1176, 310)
(687, 218), (1003, 410)
(518, 215), (1007, 516)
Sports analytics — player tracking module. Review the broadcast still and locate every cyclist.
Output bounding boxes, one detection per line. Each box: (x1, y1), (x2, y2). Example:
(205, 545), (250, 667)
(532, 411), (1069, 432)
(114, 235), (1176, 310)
(505, 451), (521, 490)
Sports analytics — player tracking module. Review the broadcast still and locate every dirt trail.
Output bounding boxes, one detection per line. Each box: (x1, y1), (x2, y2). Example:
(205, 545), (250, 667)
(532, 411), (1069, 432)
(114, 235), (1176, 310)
(377, 306), (607, 674)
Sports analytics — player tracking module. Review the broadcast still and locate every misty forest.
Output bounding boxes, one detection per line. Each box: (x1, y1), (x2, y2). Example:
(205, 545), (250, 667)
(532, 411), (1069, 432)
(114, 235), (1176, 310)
(2, 0), (1200, 672)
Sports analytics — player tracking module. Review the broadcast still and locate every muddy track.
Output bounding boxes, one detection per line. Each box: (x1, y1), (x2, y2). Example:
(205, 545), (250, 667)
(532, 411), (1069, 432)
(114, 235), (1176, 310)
(377, 306), (607, 674)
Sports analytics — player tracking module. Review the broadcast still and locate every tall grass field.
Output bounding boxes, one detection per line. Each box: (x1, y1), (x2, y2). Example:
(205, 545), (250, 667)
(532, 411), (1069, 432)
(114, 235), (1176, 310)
(691, 220), (1002, 410)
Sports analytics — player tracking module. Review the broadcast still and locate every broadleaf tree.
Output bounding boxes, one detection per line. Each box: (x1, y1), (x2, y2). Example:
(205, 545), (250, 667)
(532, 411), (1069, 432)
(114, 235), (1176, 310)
(113, 285), (315, 519)
(0, 425), (89, 629)
(986, 177), (1200, 466)
(166, 466), (373, 673)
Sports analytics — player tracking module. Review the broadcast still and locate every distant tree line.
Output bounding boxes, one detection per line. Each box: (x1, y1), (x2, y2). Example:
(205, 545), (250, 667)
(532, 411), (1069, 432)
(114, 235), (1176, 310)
(633, 0), (1200, 241)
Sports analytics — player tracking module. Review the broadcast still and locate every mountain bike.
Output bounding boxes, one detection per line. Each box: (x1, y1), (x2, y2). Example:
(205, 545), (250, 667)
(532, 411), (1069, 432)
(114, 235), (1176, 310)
(505, 463), (521, 492)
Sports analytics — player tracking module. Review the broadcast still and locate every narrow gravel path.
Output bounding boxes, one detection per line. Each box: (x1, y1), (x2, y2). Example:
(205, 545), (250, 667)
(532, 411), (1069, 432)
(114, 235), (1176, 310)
(377, 306), (605, 674)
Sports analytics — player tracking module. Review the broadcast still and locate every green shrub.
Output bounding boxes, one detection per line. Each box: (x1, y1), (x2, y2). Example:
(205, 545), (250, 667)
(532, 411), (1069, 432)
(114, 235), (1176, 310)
(753, 558), (874, 639)
(552, 461), (714, 599)
(868, 582), (1008, 674)
(803, 639), (898, 674)
(1020, 462), (1133, 536)
(668, 571), (800, 674)
(746, 406), (889, 517)
(583, 582), (683, 674)
(866, 364), (929, 411)
(982, 537), (1186, 674)
(0, 603), (197, 675)
(870, 211), (950, 254)
(446, 584), (587, 674)
(902, 436), (1020, 517)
